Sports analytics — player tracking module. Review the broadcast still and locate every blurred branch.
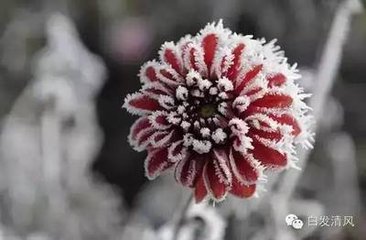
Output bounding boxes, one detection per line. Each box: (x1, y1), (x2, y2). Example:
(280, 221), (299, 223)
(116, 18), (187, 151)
(172, 194), (194, 240)
(270, 0), (363, 239)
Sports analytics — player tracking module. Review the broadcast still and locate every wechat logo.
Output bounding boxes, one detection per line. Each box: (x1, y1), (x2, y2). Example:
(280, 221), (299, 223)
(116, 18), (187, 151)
(285, 214), (304, 230)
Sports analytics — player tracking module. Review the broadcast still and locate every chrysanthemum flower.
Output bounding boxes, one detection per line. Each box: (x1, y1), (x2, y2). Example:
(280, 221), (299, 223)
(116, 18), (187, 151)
(123, 20), (312, 202)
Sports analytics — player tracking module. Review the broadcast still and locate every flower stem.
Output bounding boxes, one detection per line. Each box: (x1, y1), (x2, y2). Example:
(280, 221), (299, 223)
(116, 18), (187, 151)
(172, 193), (194, 240)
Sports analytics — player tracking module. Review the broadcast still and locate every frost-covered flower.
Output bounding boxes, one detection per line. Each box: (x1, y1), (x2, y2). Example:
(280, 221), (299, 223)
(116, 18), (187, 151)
(123, 20), (312, 202)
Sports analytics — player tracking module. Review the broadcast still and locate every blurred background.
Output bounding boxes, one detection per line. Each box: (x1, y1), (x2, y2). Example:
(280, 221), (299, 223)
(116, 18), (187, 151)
(0, 0), (365, 239)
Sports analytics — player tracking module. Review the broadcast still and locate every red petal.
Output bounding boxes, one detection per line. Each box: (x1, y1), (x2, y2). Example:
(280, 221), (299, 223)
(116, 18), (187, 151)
(129, 117), (151, 143)
(268, 73), (286, 87)
(271, 114), (301, 136)
(157, 68), (182, 86)
(227, 43), (245, 80)
(149, 111), (171, 130)
(251, 140), (287, 167)
(125, 93), (163, 113)
(230, 149), (258, 183)
(140, 61), (159, 83)
(230, 176), (256, 198)
(162, 48), (182, 74)
(194, 176), (208, 203)
(202, 33), (218, 70)
(175, 153), (204, 187)
(145, 148), (171, 179)
(169, 140), (187, 162)
(182, 44), (207, 76)
(251, 93), (293, 109)
(235, 65), (263, 94)
(204, 150), (232, 201)
(136, 129), (155, 149)
(248, 128), (283, 142)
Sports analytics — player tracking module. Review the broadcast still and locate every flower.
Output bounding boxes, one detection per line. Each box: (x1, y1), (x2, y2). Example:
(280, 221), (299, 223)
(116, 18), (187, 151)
(123, 20), (312, 203)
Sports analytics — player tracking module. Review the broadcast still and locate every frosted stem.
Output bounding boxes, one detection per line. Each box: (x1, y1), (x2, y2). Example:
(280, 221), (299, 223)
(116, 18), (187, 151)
(172, 194), (194, 240)
(278, 0), (363, 200)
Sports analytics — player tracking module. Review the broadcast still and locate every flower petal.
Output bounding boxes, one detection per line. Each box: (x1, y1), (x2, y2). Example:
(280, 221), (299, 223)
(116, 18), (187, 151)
(194, 175), (208, 203)
(267, 73), (286, 87)
(202, 33), (218, 71)
(148, 111), (171, 130)
(175, 152), (204, 187)
(145, 148), (172, 180)
(251, 139), (287, 168)
(169, 140), (188, 163)
(270, 113), (301, 136)
(139, 60), (160, 83)
(128, 116), (152, 144)
(124, 92), (163, 115)
(160, 42), (183, 75)
(230, 176), (256, 198)
(150, 130), (176, 148)
(251, 93), (293, 109)
(227, 43), (245, 80)
(203, 149), (232, 201)
(229, 149), (259, 184)
(182, 43), (208, 77)
(235, 64), (263, 94)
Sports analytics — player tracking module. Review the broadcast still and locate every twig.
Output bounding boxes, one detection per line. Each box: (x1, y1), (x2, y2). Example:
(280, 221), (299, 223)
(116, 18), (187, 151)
(172, 193), (194, 240)
(277, 0), (363, 200)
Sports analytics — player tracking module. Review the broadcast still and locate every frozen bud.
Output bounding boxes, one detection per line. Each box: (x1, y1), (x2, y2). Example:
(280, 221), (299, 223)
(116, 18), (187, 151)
(212, 128), (227, 143)
(180, 121), (191, 131)
(209, 87), (218, 95)
(200, 127), (211, 138)
(192, 139), (212, 154)
(176, 86), (189, 100)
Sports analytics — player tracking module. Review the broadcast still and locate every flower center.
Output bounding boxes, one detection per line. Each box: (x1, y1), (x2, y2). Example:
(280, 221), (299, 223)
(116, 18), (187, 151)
(166, 72), (238, 154)
(199, 104), (216, 118)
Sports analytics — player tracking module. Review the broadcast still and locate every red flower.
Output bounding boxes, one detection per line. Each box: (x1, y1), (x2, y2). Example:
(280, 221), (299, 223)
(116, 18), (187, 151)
(124, 20), (312, 202)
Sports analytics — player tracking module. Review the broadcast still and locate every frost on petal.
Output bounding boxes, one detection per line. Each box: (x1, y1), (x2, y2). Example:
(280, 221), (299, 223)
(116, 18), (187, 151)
(156, 66), (184, 86)
(139, 60), (160, 83)
(182, 43), (208, 77)
(175, 153), (205, 187)
(270, 113), (301, 136)
(232, 96), (250, 113)
(267, 73), (286, 87)
(204, 150), (232, 201)
(145, 148), (172, 180)
(168, 140), (187, 163)
(142, 82), (173, 98)
(150, 130), (175, 148)
(158, 95), (175, 110)
(226, 42), (245, 80)
(128, 116), (152, 145)
(148, 111), (171, 130)
(251, 139), (287, 168)
(133, 128), (155, 152)
(211, 47), (233, 78)
(229, 149), (259, 184)
(230, 176), (256, 198)
(123, 92), (163, 115)
(159, 41), (183, 74)
(249, 128), (283, 142)
(235, 64), (263, 94)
